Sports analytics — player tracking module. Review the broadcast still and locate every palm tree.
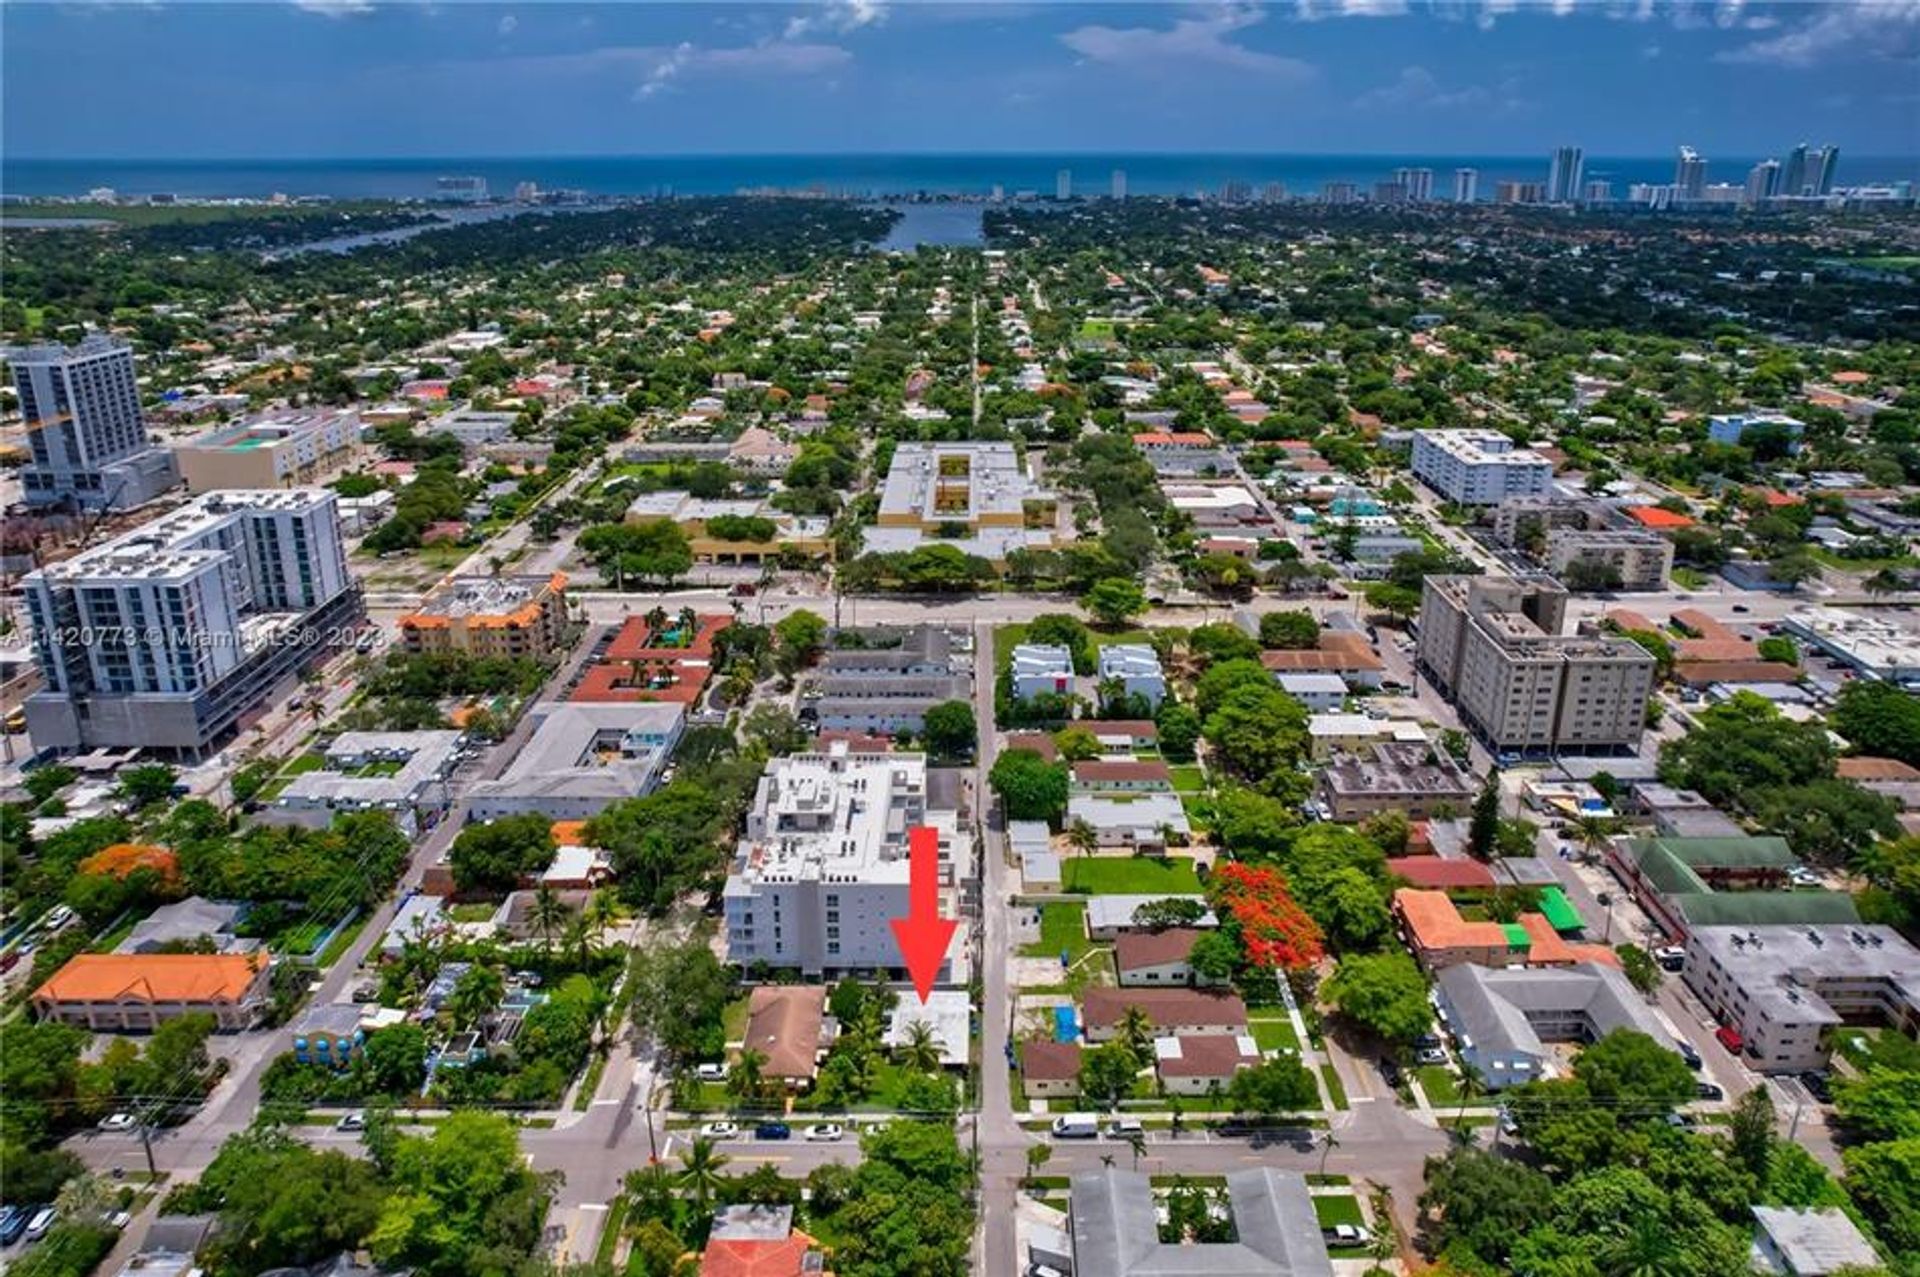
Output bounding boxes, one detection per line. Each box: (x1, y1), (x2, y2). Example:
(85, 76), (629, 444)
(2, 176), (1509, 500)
(1452, 1061), (1485, 1132)
(1600, 1214), (1680, 1277)
(676, 605), (699, 640)
(1122, 1127), (1147, 1171)
(1118, 1005), (1156, 1063)
(897, 1020), (944, 1074)
(645, 605), (669, 640)
(1566, 813), (1617, 863)
(729, 1048), (768, 1105)
(1067, 819), (1098, 859)
(584, 888), (620, 940)
(677, 1136), (731, 1217)
(448, 964), (504, 1031)
(528, 885), (569, 957)
(563, 913), (593, 968)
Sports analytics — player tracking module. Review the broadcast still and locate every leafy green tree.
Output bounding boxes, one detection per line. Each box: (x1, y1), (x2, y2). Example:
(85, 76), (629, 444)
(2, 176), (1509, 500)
(921, 700), (977, 760)
(1080, 1041), (1141, 1109)
(1188, 930), (1240, 984)
(1226, 1055), (1318, 1115)
(1259, 609), (1320, 650)
(1083, 577), (1147, 627)
(1729, 1084), (1777, 1180)
(118, 763), (178, 809)
(579, 520), (694, 588)
(448, 813), (556, 894)
(1154, 701), (1201, 762)
(370, 1112), (556, 1277)
(1833, 679), (1920, 767)
(1202, 683), (1309, 789)
(1323, 952), (1432, 1046)
(362, 1024), (428, 1095)
(1468, 770), (1501, 860)
(1186, 622), (1261, 667)
(772, 608), (828, 673)
(1614, 943), (1661, 995)
(1841, 1136), (1920, 1259)
(1417, 1145), (1555, 1267)
(1572, 1030), (1696, 1108)
(186, 1128), (387, 1275)
(988, 748), (1069, 824)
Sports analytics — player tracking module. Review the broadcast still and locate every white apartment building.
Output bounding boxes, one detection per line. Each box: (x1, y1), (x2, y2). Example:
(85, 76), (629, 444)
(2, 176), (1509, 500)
(1010, 644), (1075, 701)
(1683, 925), (1920, 1074)
(7, 335), (179, 509)
(1410, 429), (1553, 505)
(1416, 574), (1654, 756)
(869, 442), (1060, 563)
(465, 701), (684, 823)
(722, 745), (968, 979)
(1096, 644), (1166, 708)
(21, 489), (358, 756)
(1544, 528), (1675, 592)
(265, 729), (463, 836)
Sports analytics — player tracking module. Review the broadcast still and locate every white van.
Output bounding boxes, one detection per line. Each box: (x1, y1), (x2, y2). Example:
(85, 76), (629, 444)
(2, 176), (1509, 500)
(1050, 1113), (1099, 1139)
(24, 1207), (57, 1243)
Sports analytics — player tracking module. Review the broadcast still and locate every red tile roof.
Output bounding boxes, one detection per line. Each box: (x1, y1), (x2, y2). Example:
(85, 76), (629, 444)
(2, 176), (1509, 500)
(1386, 857), (1496, 890)
(1623, 506), (1694, 530)
(700, 1230), (822, 1277)
(1838, 757), (1920, 782)
(1082, 988), (1247, 1032)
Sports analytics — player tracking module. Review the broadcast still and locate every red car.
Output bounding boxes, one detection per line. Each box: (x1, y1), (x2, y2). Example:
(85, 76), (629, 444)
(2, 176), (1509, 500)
(1715, 1025), (1744, 1055)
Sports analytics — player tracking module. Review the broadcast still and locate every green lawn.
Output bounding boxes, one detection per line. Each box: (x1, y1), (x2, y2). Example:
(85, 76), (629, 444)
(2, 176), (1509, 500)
(1248, 1014), (1300, 1053)
(596, 1197), (629, 1268)
(316, 913), (371, 968)
(722, 994), (753, 1043)
(447, 902), (497, 923)
(1415, 1065), (1461, 1105)
(1020, 902), (1095, 963)
(1062, 857), (1202, 895)
(1320, 1063), (1349, 1111)
(1168, 765), (1208, 794)
(1179, 795), (1215, 834)
(282, 753), (327, 776)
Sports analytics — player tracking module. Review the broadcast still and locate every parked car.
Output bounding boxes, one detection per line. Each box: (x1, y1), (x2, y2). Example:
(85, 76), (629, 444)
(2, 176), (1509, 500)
(24, 1208), (57, 1243)
(107, 1211), (131, 1230)
(1497, 1108), (1518, 1136)
(695, 1062), (728, 1082)
(754, 1122), (791, 1141)
(42, 905), (75, 933)
(0, 1208), (24, 1246)
(335, 1111), (367, 1132)
(1654, 946), (1687, 972)
(97, 1113), (137, 1133)
(804, 1124), (844, 1142)
(1800, 1072), (1833, 1103)
(1379, 1058), (1403, 1088)
(1105, 1118), (1144, 1140)
(1714, 1025), (1745, 1055)
(1696, 1082), (1725, 1101)
(1676, 1041), (1702, 1070)
(1051, 1113), (1100, 1139)
(698, 1122), (739, 1140)
(1416, 1048), (1448, 1066)
(1414, 1033), (1444, 1051)
(1324, 1224), (1367, 1245)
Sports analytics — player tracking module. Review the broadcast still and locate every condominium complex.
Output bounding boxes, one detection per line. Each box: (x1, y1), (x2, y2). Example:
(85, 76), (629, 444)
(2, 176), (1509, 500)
(21, 489), (358, 756)
(6, 335), (179, 509)
(175, 409), (361, 492)
(1683, 925), (1920, 1073)
(1096, 644), (1166, 708)
(1544, 528), (1675, 592)
(465, 701), (684, 822)
(1410, 429), (1553, 505)
(869, 442), (1060, 562)
(264, 729), (464, 836)
(399, 572), (570, 659)
(723, 744), (968, 979)
(1416, 575), (1655, 755)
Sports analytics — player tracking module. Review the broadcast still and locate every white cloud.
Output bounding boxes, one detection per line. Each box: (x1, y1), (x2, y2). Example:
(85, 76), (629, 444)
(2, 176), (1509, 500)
(1061, 4), (1315, 79)
(1476, 0), (1516, 32)
(785, 0), (889, 41)
(1353, 63), (1524, 111)
(292, 0), (372, 15)
(1294, 0), (1406, 19)
(497, 13), (516, 36)
(633, 40), (853, 99)
(1717, 0), (1920, 65)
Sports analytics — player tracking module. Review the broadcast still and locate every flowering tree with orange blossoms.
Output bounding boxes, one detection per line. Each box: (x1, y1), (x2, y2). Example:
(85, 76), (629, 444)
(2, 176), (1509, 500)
(1208, 861), (1324, 970)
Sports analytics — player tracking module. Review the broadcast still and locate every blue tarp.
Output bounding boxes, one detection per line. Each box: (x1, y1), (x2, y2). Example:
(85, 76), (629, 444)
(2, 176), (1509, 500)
(1053, 1006), (1077, 1043)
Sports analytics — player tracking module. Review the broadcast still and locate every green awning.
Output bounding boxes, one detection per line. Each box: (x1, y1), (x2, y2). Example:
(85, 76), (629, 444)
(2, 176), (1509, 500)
(1536, 887), (1584, 934)
(1501, 923), (1532, 949)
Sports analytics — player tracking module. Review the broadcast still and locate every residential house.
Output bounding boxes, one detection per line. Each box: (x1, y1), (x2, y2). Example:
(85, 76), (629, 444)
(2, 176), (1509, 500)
(1082, 988), (1247, 1042)
(1153, 1033), (1263, 1096)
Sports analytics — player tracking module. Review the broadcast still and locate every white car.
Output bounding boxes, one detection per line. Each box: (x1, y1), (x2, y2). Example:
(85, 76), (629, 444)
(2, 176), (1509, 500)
(804, 1123), (844, 1142)
(335, 1111), (367, 1132)
(699, 1121), (740, 1140)
(695, 1062), (728, 1082)
(98, 1112), (138, 1133)
(24, 1208), (57, 1243)
(1325, 1223), (1367, 1245)
(106, 1211), (131, 1230)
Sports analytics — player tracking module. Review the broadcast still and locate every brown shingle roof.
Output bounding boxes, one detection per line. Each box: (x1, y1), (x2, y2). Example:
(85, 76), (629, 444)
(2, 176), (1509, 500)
(1113, 928), (1202, 973)
(1082, 987), (1248, 1032)
(1021, 1040), (1082, 1081)
(1155, 1034), (1261, 1080)
(1072, 761), (1173, 786)
(1838, 757), (1920, 782)
(743, 986), (825, 1081)
(1673, 660), (1801, 686)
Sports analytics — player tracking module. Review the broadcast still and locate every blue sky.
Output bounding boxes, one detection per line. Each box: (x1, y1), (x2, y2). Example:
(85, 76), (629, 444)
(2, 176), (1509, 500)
(5, 1), (1916, 158)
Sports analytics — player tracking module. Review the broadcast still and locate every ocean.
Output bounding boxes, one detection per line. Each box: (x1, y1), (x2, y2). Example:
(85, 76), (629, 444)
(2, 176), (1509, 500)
(6, 152), (1917, 202)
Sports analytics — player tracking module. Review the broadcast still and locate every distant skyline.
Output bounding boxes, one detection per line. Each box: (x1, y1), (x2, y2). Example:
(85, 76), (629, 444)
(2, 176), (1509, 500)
(5, 2), (1917, 161)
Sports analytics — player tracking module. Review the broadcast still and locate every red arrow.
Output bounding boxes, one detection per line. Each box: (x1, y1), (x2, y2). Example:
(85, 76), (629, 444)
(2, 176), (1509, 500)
(889, 825), (957, 1005)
